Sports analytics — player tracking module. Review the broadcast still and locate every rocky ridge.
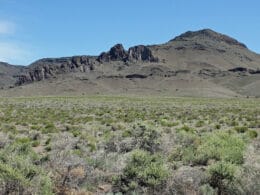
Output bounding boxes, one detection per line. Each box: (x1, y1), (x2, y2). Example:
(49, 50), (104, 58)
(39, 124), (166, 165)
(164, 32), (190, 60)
(16, 44), (158, 85)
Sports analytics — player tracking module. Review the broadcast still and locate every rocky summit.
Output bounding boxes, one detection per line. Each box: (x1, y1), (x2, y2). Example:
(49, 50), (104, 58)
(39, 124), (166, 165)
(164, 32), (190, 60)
(0, 29), (259, 97)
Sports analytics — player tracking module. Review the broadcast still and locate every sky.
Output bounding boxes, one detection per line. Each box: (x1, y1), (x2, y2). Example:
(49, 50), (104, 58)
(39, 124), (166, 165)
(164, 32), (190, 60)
(0, 0), (260, 65)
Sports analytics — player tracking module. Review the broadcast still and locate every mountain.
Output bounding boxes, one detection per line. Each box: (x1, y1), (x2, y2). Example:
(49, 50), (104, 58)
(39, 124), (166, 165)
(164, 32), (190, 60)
(1, 29), (260, 97)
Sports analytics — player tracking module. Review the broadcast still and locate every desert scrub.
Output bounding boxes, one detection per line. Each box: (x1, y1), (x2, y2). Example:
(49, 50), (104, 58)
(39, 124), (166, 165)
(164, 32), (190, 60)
(1, 124), (17, 134)
(195, 120), (205, 127)
(160, 119), (179, 127)
(41, 123), (58, 134)
(247, 130), (258, 139)
(177, 125), (195, 134)
(132, 123), (161, 153)
(114, 149), (168, 193)
(208, 161), (239, 195)
(196, 131), (246, 165)
(0, 96), (259, 194)
(0, 141), (53, 194)
(234, 126), (248, 133)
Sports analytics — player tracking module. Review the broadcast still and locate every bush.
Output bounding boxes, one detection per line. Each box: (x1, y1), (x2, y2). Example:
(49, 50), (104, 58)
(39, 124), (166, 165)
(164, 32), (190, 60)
(177, 125), (195, 133)
(195, 120), (205, 127)
(234, 126), (248, 133)
(114, 150), (168, 193)
(132, 123), (161, 153)
(0, 142), (53, 194)
(208, 161), (238, 194)
(247, 130), (258, 139)
(32, 140), (40, 147)
(41, 123), (57, 134)
(196, 132), (245, 165)
(215, 124), (221, 129)
(160, 119), (178, 127)
(199, 184), (216, 195)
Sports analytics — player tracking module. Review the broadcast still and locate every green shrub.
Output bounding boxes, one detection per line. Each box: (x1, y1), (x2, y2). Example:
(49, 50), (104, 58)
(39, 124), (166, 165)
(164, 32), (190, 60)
(45, 145), (52, 152)
(199, 184), (216, 195)
(115, 150), (168, 192)
(168, 148), (183, 162)
(196, 131), (245, 165)
(15, 137), (31, 144)
(230, 120), (239, 126)
(160, 119), (178, 127)
(177, 125), (195, 133)
(132, 124), (161, 153)
(88, 141), (97, 152)
(71, 129), (81, 137)
(234, 126), (248, 133)
(0, 142), (53, 194)
(45, 137), (51, 145)
(31, 140), (40, 147)
(31, 125), (40, 130)
(215, 124), (221, 129)
(195, 120), (205, 127)
(122, 129), (132, 137)
(2, 124), (17, 134)
(247, 130), (258, 139)
(182, 146), (197, 165)
(41, 123), (57, 134)
(208, 161), (237, 194)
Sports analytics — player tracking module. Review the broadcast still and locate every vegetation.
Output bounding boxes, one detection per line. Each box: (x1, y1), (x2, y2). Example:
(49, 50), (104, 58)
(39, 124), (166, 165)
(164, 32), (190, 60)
(114, 149), (168, 193)
(0, 96), (259, 194)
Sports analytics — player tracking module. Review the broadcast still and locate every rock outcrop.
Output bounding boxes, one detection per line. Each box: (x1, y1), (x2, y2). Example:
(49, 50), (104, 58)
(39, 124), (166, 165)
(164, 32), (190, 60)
(228, 67), (260, 74)
(16, 40), (159, 85)
(97, 44), (128, 62)
(16, 43), (159, 85)
(16, 56), (95, 85)
(128, 45), (158, 62)
(97, 44), (158, 63)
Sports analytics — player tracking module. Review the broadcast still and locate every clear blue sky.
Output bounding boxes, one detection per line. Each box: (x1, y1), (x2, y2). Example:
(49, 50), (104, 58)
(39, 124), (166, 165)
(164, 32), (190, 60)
(0, 0), (259, 65)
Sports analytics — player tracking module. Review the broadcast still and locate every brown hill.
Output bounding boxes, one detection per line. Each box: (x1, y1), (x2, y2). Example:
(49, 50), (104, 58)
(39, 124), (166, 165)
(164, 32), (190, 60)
(1, 29), (260, 97)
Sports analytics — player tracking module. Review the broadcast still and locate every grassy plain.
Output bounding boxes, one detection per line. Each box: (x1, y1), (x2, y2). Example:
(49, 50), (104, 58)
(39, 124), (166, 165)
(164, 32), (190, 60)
(0, 96), (259, 194)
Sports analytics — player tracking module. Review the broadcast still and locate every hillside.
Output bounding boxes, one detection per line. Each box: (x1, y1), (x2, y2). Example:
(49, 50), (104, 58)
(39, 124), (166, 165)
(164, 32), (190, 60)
(1, 29), (259, 97)
(0, 62), (26, 89)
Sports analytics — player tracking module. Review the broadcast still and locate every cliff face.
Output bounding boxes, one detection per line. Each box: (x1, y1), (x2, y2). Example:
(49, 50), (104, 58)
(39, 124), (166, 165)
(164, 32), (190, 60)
(97, 44), (158, 63)
(128, 45), (159, 62)
(15, 56), (96, 85)
(16, 44), (158, 85)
